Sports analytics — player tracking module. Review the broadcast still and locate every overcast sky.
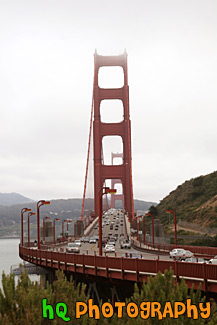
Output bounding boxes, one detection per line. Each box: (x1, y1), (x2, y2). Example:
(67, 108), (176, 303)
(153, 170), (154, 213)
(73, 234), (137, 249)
(0, 0), (217, 204)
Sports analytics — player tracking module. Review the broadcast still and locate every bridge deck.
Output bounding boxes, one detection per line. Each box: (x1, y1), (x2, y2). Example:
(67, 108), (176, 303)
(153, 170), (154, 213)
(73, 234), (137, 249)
(19, 245), (217, 294)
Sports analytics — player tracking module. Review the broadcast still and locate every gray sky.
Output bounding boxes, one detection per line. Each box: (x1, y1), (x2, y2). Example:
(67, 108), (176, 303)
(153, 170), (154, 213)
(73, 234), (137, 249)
(0, 0), (217, 203)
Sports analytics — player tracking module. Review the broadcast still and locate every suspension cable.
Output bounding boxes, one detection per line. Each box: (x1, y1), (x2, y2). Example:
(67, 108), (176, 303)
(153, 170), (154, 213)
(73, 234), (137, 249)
(81, 67), (95, 221)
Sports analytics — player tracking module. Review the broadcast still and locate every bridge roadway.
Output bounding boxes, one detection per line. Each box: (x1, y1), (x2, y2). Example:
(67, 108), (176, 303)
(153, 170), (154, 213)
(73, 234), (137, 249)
(63, 209), (170, 261)
(19, 209), (217, 295)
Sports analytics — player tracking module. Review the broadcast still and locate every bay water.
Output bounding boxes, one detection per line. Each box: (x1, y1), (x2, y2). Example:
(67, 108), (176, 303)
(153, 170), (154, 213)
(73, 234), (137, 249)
(0, 238), (39, 289)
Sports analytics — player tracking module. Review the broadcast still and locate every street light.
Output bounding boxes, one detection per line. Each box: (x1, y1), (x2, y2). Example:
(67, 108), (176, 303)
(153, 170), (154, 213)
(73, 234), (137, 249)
(28, 212), (36, 247)
(53, 218), (60, 244)
(66, 219), (72, 238)
(98, 187), (117, 256)
(62, 219), (70, 240)
(37, 200), (50, 249)
(43, 216), (50, 243)
(21, 208), (31, 246)
(136, 216), (143, 242)
(166, 209), (177, 247)
(143, 215), (146, 246)
(145, 212), (155, 247)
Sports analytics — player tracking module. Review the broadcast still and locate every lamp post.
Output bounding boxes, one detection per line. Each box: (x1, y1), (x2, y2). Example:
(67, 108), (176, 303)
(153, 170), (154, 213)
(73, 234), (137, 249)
(145, 212), (155, 247)
(37, 200), (50, 249)
(143, 215), (146, 246)
(66, 219), (72, 238)
(21, 208), (31, 246)
(53, 218), (60, 244)
(136, 217), (139, 241)
(62, 219), (69, 240)
(28, 212), (36, 247)
(43, 216), (50, 243)
(98, 187), (116, 256)
(166, 209), (177, 247)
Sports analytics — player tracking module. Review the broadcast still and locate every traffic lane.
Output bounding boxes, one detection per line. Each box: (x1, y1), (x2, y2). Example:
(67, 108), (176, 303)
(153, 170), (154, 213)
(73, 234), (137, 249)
(66, 212), (171, 260)
(78, 242), (171, 260)
(59, 240), (171, 260)
(62, 210), (171, 260)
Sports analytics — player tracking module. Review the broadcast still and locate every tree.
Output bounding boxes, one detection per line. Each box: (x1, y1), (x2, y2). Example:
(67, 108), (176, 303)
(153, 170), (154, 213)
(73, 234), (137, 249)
(149, 205), (158, 217)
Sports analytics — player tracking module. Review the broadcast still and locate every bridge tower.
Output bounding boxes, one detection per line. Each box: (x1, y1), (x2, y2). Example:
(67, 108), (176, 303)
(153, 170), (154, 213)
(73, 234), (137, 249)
(110, 153), (124, 209)
(93, 50), (134, 220)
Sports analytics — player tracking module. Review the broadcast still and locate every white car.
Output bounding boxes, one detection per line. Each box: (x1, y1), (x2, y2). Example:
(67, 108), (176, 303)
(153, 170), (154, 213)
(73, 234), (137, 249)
(169, 248), (191, 260)
(108, 239), (116, 246)
(120, 240), (131, 249)
(207, 257), (217, 264)
(183, 250), (194, 259)
(66, 243), (80, 253)
(182, 257), (205, 263)
(74, 240), (81, 247)
(89, 237), (96, 244)
(104, 244), (115, 253)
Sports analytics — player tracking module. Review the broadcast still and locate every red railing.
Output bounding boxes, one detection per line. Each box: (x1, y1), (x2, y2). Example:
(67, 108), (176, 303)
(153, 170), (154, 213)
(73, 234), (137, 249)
(131, 239), (217, 258)
(19, 245), (217, 293)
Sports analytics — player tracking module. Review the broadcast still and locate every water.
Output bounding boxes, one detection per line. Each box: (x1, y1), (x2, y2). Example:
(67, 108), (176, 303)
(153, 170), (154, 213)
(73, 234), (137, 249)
(0, 238), (39, 289)
(0, 238), (22, 275)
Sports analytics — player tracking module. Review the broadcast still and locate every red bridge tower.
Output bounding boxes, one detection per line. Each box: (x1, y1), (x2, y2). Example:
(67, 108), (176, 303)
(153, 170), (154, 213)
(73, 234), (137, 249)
(93, 51), (134, 220)
(110, 152), (124, 209)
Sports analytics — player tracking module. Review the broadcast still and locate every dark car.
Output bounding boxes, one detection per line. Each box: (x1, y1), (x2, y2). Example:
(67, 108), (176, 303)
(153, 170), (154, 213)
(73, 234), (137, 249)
(97, 239), (107, 247)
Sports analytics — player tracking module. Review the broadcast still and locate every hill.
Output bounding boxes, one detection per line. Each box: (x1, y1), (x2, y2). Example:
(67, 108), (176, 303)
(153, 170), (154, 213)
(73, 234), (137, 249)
(0, 192), (34, 206)
(156, 171), (217, 227)
(0, 197), (156, 227)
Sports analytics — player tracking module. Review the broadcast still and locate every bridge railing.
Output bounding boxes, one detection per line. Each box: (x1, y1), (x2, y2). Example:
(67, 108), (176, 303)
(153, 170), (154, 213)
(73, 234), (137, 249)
(131, 238), (217, 258)
(19, 245), (217, 293)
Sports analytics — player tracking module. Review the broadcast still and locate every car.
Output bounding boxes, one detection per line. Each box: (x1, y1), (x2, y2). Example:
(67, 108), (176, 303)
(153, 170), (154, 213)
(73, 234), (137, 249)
(110, 226), (113, 230)
(83, 237), (90, 243)
(183, 250), (194, 259)
(94, 226), (98, 229)
(207, 257), (217, 264)
(97, 239), (107, 247)
(104, 244), (115, 253)
(108, 232), (112, 236)
(182, 257), (205, 263)
(74, 240), (81, 247)
(66, 243), (80, 253)
(122, 252), (142, 259)
(120, 240), (131, 249)
(169, 248), (187, 260)
(169, 248), (193, 260)
(89, 237), (96, 244)
(108, 239), (116, 246)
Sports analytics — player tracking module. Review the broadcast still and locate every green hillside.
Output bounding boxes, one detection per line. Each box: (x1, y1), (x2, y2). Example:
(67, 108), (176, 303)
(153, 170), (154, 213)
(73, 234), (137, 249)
(156, 171), (217, 227)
